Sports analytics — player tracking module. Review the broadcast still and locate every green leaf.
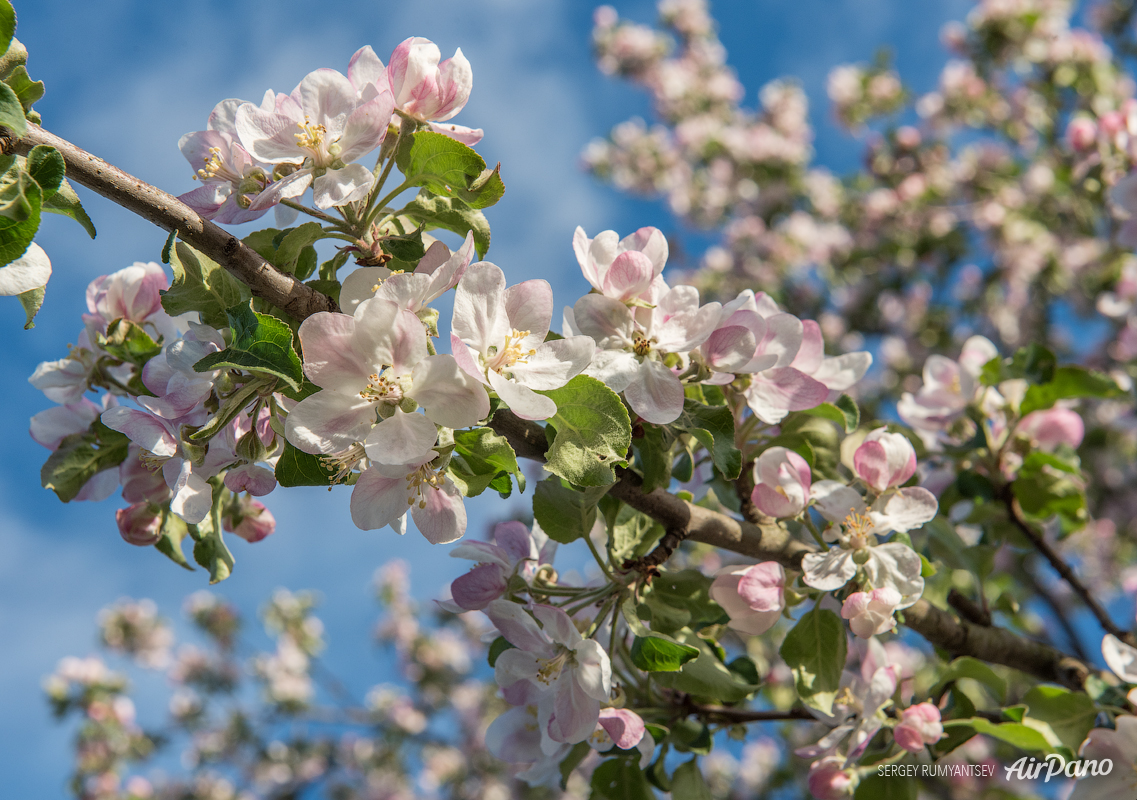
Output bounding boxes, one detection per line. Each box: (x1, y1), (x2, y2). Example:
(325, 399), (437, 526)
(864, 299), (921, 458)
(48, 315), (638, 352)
(802, 396), (860, 434)
(487, 635), (515, 667)
(1023, 686), (1097, 752)
(930, 657), (1007, 703)
(98, 319), (161, 365)
(0, 79), (24, 136)
(540, 375), (631, 487)
(0, 163), (35, 222)
(674, 400), (741, 479)
(590, 757), (655, 800)
(0, 2), (15, 57)
(0, 36), (26, 81)
(161, 240), (251, 328)
(16, 283), (42, 328)
(40, 422), (130, 503)
(275, 440), (337, 487)
(532, 476), (608, 544)
(447, 427), (520, 498)
(26, 146), (64, 199)
(189, 491), (234, 584)
(608, 504), (664, 563)
(559, 741), (590, 790)
(42, 178), (96, 238)
(194, 304), (303, 391)
(670, 761), (711, 800)
(648, 570), (723, 629)
(402, 191), (491, 258)
(855, 774), (917, 800)
(621, 595), (652, 637)
(396, 131), (505, 210)
(652, 641), (761, 703)
(380, 226), (426, 262)
(634, 424), (672, 492)
(5, 65), (43, 115)
(631, 634), (700, 672)
(1020, 366), (1123, 414)
(155, 511), (193, 571)
(243, 223), (324, 276)
(670, 719), (713, 754)
(943, 717), (1053, 753)
(779, 608), (847, 714)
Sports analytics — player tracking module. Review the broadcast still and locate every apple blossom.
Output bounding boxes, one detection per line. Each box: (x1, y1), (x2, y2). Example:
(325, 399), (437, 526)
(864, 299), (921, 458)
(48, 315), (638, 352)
(1015, 406), (1085, 450)
(29, 395), (120, 502)
(807, 757), (856, 800)
(893, 703), (943, 752)
(710, 561), (786, 635)
(235, 68), (395, 209)
(897, 336), (999, 446)
(284, 297), (488, 456)
(751, 446), (811, 518)
(451, 262), (595, 420)
(116, 503), (163, 547)
(572, 225), (669, 302)
(448, 520), (555, 610)
(852, 428), (917, 493)
(840, 587), (902, 639)
(386, 38), (483, 145)
(487, 601), (612, 745)
(339, 233), (475, 317)
(1068, 715), (1137, 799)
(222, 497), (276, 543)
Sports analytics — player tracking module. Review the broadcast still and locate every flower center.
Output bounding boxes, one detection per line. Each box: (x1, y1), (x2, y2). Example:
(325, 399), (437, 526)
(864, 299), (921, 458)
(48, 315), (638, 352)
(405, 463), (445, 509)
(841, 509), (876, 550)
(487, 329), (536, 372)
(295, 117), (328, 151)
(138, 450), (168, 472)
(195, 147), (227, 181)
(535, 650), (569, 686)
(632, 331), (653, 356)
(322, 443), (366, 486)
(359, 372), (402, 405)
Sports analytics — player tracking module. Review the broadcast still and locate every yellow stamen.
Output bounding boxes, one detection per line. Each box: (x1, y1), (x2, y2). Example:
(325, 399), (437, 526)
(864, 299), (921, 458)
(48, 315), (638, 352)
(195, 147), (225, 181)
(295, 116), (327, 150)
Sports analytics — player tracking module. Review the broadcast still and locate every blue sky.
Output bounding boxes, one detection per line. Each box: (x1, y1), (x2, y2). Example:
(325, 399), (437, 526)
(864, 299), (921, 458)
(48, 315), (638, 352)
(3, 0), (971, 793)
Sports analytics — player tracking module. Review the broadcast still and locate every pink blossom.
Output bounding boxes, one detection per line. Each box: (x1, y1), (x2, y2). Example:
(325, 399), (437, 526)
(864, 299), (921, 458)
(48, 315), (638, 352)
(710, 562), (786, 635)
(448, 520), (555, 610)
(853, 428), (917, 493)
(30, 396), (121, 502)
(235, 69), (394, 209)
(451, 262), (594, 420)
(572, 225), (669, 302)
(285, 297), (488, 456)
(116, 503), (163, 546)
(222, 497), (276, 543)
(385, 38), (483, 145)
(840, 588), (902, 639)
(751, 446), (811, 518)
(1065, 116), (1097, 151)
(807, 757), (856, 799)
(350, 445), (467, 544)
(593, 707), (646, 750)
(340, 233), (475, 316)
(1014, 407), (1084, 450)
(893, 703), (943, 752)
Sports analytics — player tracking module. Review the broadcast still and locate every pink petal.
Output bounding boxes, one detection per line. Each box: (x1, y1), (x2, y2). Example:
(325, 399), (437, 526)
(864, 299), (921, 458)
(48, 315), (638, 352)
(624, 360), (684, 424)
(451, 563), (507, 610)
(350, 467), (410, 531)
(598, 708), (646, 750)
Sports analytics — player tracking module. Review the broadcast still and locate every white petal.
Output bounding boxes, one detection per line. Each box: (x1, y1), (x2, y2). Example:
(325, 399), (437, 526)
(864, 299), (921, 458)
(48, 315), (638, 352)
(0, 242), (51, 296)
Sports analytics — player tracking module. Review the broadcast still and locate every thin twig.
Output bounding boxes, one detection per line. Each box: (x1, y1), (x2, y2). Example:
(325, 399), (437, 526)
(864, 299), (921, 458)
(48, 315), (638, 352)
(1019, 561), (1090, 661)
(1002, 489), (1132, 645)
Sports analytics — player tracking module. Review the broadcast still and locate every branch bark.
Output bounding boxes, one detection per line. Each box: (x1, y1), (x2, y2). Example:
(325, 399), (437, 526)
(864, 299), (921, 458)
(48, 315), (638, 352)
(2, 123), (339, 320)
(487, 409), (1095, 690)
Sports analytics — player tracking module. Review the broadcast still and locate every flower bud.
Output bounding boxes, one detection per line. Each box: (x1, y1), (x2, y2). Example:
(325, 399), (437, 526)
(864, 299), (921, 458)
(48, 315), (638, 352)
(807, 756), (857, 799)
(222, 498), (276, 543)
(116, 503), (162, 546)
(894, 702), (944, 751)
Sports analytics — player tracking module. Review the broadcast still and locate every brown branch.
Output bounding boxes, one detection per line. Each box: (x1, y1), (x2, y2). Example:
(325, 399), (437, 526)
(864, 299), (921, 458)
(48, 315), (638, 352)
(947, 588), (991, 627)
(1, 123), (338, 321)
(689, 703), (815, 723)
(1002, 489), (1132, 645)
(487, 409), (1096, 690)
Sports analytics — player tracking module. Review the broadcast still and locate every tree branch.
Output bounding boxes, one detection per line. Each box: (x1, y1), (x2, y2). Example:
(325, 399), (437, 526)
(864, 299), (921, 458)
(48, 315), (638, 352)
(2, 123), (339, 321)
(487, 409), (1095, 690)
(1002, 488), (1132, 645)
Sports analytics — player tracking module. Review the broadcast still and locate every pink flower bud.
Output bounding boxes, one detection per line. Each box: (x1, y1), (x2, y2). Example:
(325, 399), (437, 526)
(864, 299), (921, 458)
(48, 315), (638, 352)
(853, 428), (917, 492)
(1015, 407), (1084, 450)
(894, 702), (944, 752)
(1066, 116), (1098, 151)
(751, 446), (811, 518)
(222, 499), (276, 543)
(710, 562), (786, 636)
(116, 503), (162, 546)
(596, 707), (646, 750)
(841, 587), (902, 638)
(807, 756), (857, 799)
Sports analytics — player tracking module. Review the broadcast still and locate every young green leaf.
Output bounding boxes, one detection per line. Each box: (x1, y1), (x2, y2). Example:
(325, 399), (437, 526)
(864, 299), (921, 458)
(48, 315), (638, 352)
(532, 476), (608, 543)
(17, 283), (42, 328)
(674, 400), (741, 480)
(396, 130), (505, 209)
(671, 761), (712, 800)
(194, 304), (304, 391)
(630, 634), (700, 672)
(779, 607), (847, 714)
(161, 240), (251, 329)
(40, 423), (130, 503)
(540, 375), (631, 487)
(42, 178), (96, 238)
(275, 441), (338, 487)
(402, 191), (491, 258)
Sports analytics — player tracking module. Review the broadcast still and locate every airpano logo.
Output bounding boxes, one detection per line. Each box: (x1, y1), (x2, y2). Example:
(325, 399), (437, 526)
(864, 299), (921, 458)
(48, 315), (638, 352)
(1004, 754), (1114, 782)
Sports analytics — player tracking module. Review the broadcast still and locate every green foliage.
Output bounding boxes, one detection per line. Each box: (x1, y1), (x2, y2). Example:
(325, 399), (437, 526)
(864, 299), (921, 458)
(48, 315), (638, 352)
(941, 717), (1053, 754)
(25, 146), (64, 198)
(155, 510), (193, 571)
(274, 441), (337, 487)
(607, 504), (664, 563)
(487, 636), (514, 667)
(189, 487), (234, 584)
(674, 400), (741, 479)
(161, 237), (251, 329)
(396, 130), (505, 210)
(1022, 686), (1097, 751)
(40, 421), (130, 503)
(633, 424), (672, 492)
(540, 375), (631, 487)
(590, 757), (654, 800)
(193, 303), (304, 391)
(670, 761), (712, 800)
(0, 160), (40, 268)
(447, 427), (521, 497)
(242, 223), (323, 279)
(532, 476), (608, 543)
(17, 283), (42, 328)
(855, 774), (916, 800)
(1020, 366), (1123, 414)
(0, 2), (14, 57)
(401, 192), (491, 259)
(0, 79), (24, 135)
(931, 657), (1007, 703)
(779, 607), (847, 714)
(98, 319), (162, 365)
(42, 178), (96, 238)
(980, 343), (1056, 386)
(801, 395), (860, 433)
(652, 641), (760, 703)
(630, 634), (700, 672)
